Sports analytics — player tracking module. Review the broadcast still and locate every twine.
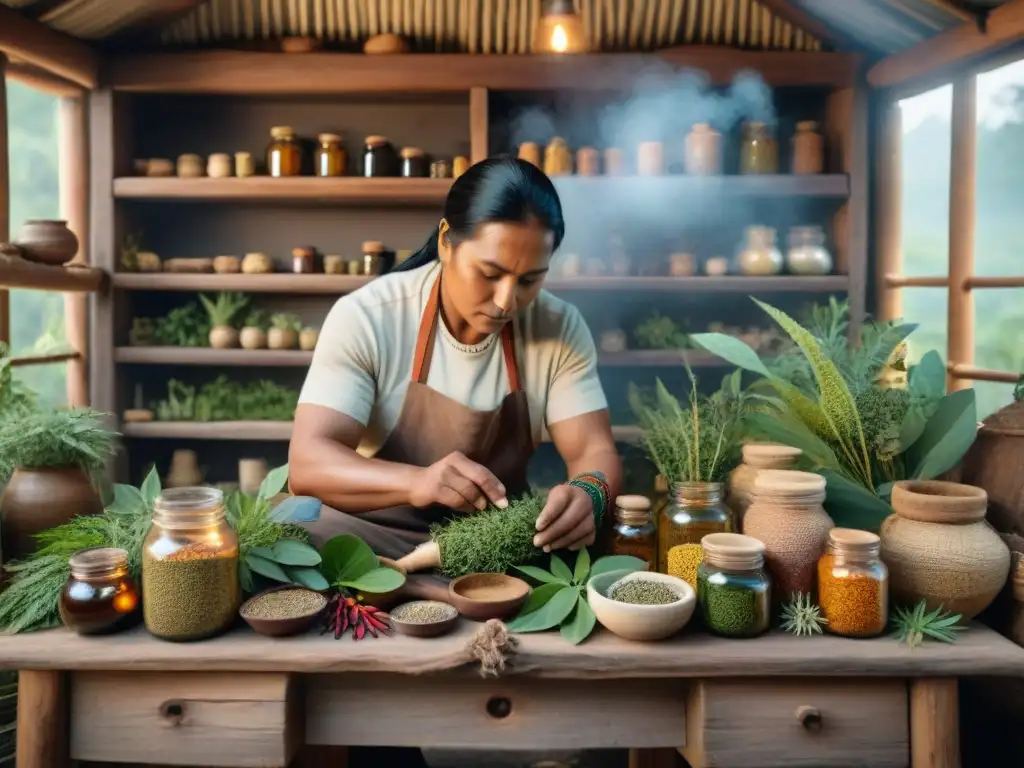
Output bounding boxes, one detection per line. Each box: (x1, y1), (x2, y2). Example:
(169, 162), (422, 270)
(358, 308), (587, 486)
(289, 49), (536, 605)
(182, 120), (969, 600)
(464, 619), (518, 677)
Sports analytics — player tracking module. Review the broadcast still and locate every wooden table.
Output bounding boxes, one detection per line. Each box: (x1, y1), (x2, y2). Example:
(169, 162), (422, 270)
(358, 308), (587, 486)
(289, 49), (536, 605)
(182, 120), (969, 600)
(2, 620), (1024, 768)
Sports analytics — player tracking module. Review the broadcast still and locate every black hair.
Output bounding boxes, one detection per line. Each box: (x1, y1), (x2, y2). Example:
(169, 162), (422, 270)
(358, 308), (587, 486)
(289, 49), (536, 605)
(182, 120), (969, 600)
(393, 155), (565, 272)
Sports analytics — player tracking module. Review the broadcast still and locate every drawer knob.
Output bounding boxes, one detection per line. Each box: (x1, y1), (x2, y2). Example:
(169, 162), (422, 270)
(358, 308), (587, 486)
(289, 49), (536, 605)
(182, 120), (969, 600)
(159, 700), (185, 726)
(795, 705), (822, 731)
(486, 696), (513, 719)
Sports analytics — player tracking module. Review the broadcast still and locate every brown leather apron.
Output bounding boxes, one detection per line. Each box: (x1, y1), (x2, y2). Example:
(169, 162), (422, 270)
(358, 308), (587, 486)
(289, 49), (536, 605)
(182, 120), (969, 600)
(300, 270), (535, 601)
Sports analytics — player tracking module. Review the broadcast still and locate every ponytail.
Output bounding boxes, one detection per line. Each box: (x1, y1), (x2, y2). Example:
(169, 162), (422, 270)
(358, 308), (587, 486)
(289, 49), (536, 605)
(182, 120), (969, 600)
(392, 231), (439, 273)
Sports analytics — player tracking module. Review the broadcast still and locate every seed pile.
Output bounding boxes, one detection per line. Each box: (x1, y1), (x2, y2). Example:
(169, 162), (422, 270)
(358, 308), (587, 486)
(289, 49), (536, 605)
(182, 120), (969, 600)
(392, 601), (456, 624)
(241, 589), (327, 620)
(142, 542), (239, 641)
(817, 554), (887, 637)
(609, 580), (681, 605)
(697, 572), (768, 637)
(666, 544), (704, 589)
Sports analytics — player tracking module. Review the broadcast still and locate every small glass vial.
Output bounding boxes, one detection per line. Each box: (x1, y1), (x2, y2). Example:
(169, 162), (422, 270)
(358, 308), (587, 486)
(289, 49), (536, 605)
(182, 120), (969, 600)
(400, 147), (429, 178)
(792, 120), (824, 175)
(658, 481), (733, 575)
(315, 133), (347, 177)
(740, 121), (778, 174)
(363, 135), (397, 177)
(786, 225), (833, 275)
(576, 147), (600, 176)
(453, 156), (470, 178)
(637, 141), (664, 175)
(698, 533), (771, 638)
(518, 142), (541, 168)
(267, 126), (302, 177)
(141, 487), (240, 642)
(362, 240), (385, 275)
(430, 158), (452, 178)
(608, 495), (657, 572)
(59, 547), (141, 635)
(818, 528), (889, 638)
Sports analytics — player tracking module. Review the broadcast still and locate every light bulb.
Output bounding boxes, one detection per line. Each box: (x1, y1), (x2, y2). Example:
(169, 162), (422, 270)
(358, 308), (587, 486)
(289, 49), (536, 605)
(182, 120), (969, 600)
(533, 0), (587, 54)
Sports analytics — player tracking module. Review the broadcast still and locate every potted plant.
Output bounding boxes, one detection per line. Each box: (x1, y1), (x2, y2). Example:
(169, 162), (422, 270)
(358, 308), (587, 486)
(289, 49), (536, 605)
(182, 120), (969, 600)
(268, 312), (301, 350)
(0, 408), (118, 562)
(299, 325), (320, 351)
(240, 309), (270, 350)
(199, 291), (249, 349)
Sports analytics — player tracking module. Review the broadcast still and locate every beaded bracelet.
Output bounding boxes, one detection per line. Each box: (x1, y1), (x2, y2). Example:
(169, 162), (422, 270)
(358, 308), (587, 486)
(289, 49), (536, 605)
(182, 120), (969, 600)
(567, 471), (610, 530)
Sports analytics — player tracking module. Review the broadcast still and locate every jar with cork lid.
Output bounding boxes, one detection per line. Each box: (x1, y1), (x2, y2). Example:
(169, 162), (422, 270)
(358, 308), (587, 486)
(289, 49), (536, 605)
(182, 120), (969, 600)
(59, 546), (141, 635)
(658, 481), (733, 576)
(791, 120), (824, 175)
(607, 495), (658, 572)
(727, 443), (803, 527)
(817, 528), (888, 638)
(315, 133), (347, 177)
(400, 147), (429, 178)
(363, 135), (397, 177)
(362, 241), (385, 275)
(267, 126), (302, 177)
(698, 533), (771, 638)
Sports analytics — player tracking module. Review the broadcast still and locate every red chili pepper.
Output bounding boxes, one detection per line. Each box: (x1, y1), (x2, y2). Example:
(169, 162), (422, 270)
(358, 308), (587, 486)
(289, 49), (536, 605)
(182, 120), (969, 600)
(365, 613), (389, 632)
(364, 620), (378, 638)
(354, 621), (366, 641)
(363, 605), (380, 614)
(348, 604), (360, 625)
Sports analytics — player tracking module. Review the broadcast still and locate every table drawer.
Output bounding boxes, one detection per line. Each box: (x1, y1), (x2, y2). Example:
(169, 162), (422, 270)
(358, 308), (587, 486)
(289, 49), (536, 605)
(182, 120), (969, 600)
(681, 679), (909, 768)
(70, 671), (300, 767)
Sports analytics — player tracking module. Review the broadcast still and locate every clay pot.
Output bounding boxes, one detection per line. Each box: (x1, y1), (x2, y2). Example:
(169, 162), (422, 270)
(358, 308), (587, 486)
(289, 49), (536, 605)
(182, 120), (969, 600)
(742, 470), (833, 601)
(15, 220), (79, 266)
(238, 459), (269, 496)
(299, 328), (319, 351)
(166, 450), (202, 488)
(882, 480), (1011, 618)
(0, 468), (103, 562)
(728, 443), (802, 529)
(240, 327), (267, 350)
(268, 328), (298, 350)
(209, 326), (239, 349)
(958, 400), (1024, 537)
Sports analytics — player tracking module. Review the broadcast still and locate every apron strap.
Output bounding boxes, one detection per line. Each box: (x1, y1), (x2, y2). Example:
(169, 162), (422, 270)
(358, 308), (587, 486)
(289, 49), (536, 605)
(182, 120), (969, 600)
(412, 271), (522, 393)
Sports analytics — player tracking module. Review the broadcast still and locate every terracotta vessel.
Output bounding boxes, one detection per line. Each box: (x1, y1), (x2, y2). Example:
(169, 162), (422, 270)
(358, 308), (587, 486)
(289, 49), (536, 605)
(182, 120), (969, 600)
(209, 326), (239, 349)
(299, 328), (319, 351)
(15, 220), (79, 266)
(728, 443), (802, 528)
(958, 400), (1024, 537)
(268, 328), (298, 350)
(238, 459), (269, 496)
(0, 467), (103, 562)
(882, 480), (1011, 618)
(240, 327), (267, 350)
(166, 450), (202, 488)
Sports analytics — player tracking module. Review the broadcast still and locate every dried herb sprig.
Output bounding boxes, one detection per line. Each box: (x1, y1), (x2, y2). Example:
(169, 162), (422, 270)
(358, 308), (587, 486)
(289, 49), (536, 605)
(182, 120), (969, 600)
(780, 592), (828, 637)
(890, 600), (965, 649)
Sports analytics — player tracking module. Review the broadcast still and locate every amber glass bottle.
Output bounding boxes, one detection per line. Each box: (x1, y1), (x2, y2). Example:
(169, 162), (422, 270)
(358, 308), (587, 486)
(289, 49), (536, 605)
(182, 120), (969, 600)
(315, 133), (347, 177)
(266, 126), (302, 177)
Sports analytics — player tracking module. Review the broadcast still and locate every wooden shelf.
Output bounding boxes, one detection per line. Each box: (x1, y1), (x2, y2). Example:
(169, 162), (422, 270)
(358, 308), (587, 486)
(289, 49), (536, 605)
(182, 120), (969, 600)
(112, 176), (451, 205)
(599, 350), (725, 367)
(552, 174), (850, 199)
(122, 420), (643, 444)
(112, 273), (371, 293)
(0, 256), (105, 293)
(115, 347), (314, 366)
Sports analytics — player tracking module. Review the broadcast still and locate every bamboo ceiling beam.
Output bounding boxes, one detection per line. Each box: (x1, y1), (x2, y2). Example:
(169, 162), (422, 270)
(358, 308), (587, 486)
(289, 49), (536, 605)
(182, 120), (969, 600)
(0, 4), (98, 89)
(106, 1), (211, 41)
(868, 0), (1024, 89)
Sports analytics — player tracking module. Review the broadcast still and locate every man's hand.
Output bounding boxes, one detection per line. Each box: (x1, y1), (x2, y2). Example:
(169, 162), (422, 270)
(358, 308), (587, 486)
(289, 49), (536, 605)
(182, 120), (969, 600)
(533, 483), (595, 552)
(410, 451), (508, 513)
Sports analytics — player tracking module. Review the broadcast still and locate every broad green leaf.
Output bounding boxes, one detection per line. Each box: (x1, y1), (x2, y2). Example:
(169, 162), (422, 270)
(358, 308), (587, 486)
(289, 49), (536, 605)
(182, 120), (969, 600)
(140, 466), (162, 506)
(908, 389), (978, 480)
(910, 350), (946, 402)
(590, 555), (648, 578)
(343, 566), (406, 593)
(514, 564), (565, 585)
(518, 582), (564, 615)
(248, 546), (275, 560)
(560, 595), (597, 645)
(269, 495), (322, 523)
(689, 332), (771, 377)
(549, 554), (573, 583)
(271, 539), (322, 566)
(238, 560), (253, 592)
(287, 567), (330, 591)
(258, 463), (290, 501)
(573, 548), (591, 583)
(247, 553), (290, 583)
(897, 408), (928, 453)
(821, 470), (895, 531)
(321, 533), (379, 584)
(506, 586), (577, 633)
(106, 484), (144, 516)
(745, 411), (840, 471)
(875, 481), (896, 501)
(225, 492), (243, 528)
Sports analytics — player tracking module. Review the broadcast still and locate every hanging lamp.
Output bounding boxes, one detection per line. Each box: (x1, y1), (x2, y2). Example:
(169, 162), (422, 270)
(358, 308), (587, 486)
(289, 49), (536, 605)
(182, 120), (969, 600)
(532, 0), (588, 54)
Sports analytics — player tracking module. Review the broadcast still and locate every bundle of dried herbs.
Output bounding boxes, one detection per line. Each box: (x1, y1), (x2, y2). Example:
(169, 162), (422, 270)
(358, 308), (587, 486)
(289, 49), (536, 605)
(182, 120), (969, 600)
(432, 493), (546, 577)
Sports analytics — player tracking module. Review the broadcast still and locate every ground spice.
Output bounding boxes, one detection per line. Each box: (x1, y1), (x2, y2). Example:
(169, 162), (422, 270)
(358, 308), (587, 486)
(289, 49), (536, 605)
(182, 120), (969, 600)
(609, 580), (681, 605)
(392, 601), (457, 624)
(697, 572), (768, 637)
(666, 544), (704, 589)
(142, 542), (239, 641)
(817, 553), (886, 637)
(241, 589), (326, 620)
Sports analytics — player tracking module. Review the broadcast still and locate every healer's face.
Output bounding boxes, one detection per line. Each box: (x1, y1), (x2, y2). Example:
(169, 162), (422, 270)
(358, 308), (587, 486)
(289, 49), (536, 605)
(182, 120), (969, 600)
(439, 219), (554, 338)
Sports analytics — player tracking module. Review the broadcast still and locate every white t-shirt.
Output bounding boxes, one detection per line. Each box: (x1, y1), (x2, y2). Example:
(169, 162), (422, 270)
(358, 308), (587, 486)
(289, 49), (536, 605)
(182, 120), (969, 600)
(298, 260), (608, 456)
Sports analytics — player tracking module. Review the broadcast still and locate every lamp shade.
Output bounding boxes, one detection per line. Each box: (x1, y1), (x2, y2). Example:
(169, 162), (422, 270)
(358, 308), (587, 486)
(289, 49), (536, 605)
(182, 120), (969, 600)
(532, 0), (588, 54)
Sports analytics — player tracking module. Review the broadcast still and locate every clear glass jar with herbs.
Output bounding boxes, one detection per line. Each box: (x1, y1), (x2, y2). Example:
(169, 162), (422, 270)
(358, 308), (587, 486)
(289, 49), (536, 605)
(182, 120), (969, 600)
(658, 482), (733, 578)
(817, 528), (888, 638)
(698, 532), (771, 638)
(607, 495), (657, 571)
(141, 487), (240, 642)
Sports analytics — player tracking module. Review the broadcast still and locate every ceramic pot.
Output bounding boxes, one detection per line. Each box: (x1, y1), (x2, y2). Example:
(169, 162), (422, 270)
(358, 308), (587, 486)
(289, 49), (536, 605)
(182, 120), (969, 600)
(882, 480), (1011, 618)
(299, 328), (319, 351)
(209, 326), (239, 349)
(791, 120), (824, 175)
(238, 459), (269, 496)
(742, 470), (833, 601)
(240, 327), (267, 350)
(15, 220), (79, 266)
(268, 328), (298, 350)
(684, 123), (722, 175)
(728, 442), (803, 528)
(958, 400), (1024, 537)
(0, 467), (103, 562)
(166, 450), (202, 488)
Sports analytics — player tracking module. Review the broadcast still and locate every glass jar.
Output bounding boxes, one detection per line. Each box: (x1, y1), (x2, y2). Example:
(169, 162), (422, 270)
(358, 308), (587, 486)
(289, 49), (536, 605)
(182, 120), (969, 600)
(363, 135), (397, 177)
(787, 225), (833, 275)
(698, 533), (771, 637)
(518, 142), (541, 168)
(453, 156), (470, 179)
(637, 141), (664, 176)
(576, 147), (600, 176)
(684, 123), (722, 175)
(607, 495), (657, 571)
(141, 487), (240, 642)
(792, 120), (824, 175)
(315, 132), (347, 177)
(59, 547), (141, 635)
(603, 147), (624, 176)
(400, 147), (429, 178)
(292, 246), (317, 274)
(658, 481), (733, 581)
(740, 121), (778, 174)
(544, 137), (573, 176)
(430, 159), (453, 178)
(737, 225), (783, 276)
(267, 126), (302, 177)
(817, 528), (888, 638)
(362, 240), (385, 275)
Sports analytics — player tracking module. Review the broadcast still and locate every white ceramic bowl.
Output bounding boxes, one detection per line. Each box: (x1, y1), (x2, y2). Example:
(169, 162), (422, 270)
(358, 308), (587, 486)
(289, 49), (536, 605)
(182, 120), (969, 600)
(586, 570), (696, 641)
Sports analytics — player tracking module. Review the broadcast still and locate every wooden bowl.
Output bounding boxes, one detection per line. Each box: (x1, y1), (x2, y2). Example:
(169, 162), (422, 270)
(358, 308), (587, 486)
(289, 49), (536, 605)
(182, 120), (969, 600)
(448, 573), (531, 621)
(239, 585), (328, 637)
(358, 557), (408, 610)
(389, 600), (459, 638)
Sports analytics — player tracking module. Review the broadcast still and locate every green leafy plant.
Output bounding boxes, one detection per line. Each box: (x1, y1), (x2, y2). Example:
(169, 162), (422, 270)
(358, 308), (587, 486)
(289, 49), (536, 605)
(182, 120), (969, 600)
(152, 377), (299, 422)
(319, 534), (406, 640)
(0, 407), (118, 479)
(243, 308), (271, 331)
(151, 303), (210, 347)
(508, 550), (647, 644)
(1014, 374), (1024, 403)
(890, 600), (965, 649)
(129, 317), (155, 346)
(271, 312), (302, 332)
(0, 342), (37, 419)
(199, 291), (250, 327)
(633, 312), (690, 349)
(780, 592), (827, 637)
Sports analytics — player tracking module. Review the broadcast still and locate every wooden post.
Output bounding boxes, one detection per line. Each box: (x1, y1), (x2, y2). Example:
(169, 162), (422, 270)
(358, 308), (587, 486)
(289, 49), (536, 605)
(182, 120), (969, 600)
(15, 670), (69, 768)
(470, 86), (489, 163)
(0, 53), (10, 348)
(910, 678), (960, 768)
(875, 101), (903, 322)
(947, 76), (976, 392)
(59, 94), (89, 407)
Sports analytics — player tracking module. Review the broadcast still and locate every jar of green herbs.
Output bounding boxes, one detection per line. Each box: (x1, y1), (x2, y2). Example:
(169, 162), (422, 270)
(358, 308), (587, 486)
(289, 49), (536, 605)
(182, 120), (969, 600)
(658, 481), (734, 583)
(697, 532), (771, 638)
